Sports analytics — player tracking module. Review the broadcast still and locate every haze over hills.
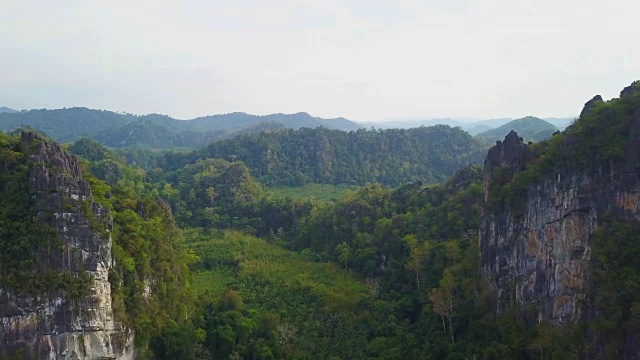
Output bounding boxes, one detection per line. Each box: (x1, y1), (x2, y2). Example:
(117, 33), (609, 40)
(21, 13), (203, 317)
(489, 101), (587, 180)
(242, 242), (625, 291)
(0, 107), (19, 113)
(359, 116), (575, 133)
(0, 105), (573, 151)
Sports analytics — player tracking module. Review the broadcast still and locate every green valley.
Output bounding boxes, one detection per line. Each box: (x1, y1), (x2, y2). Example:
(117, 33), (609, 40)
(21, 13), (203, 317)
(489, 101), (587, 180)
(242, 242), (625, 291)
(2, 81), (640, 359)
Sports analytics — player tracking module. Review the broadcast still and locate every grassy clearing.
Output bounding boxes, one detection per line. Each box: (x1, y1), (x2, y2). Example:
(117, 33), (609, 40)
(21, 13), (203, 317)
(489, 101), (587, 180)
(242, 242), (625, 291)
(267, 183), (359, 203)
(188, 230), (369, 313)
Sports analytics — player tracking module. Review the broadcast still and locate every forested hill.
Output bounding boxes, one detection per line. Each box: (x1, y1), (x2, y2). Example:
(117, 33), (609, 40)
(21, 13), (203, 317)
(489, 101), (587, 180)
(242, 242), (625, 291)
(158, 125), (487, 187)
(474, 116), (558, 144)
(0, 107), (361, 148)
(90, 119), (225, 149)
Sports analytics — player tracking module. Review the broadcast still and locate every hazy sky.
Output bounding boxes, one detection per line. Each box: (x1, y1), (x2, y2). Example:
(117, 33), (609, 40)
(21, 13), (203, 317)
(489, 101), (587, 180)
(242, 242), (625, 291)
(1, 0), (638, 121)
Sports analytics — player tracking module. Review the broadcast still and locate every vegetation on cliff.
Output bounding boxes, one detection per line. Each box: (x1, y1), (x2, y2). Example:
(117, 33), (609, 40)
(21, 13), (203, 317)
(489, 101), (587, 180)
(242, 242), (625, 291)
(73, 146), (196, 357)
(0, 132), (91, 298)
(0, 132), (195, 358)
(487, 81), (640, 216)
(482, 81), (640, 358)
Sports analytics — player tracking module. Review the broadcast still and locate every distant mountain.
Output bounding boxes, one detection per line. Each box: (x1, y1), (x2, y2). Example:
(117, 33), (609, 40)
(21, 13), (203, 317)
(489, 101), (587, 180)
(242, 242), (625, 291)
(359, 117), (521, 130)
(359, 118), (463, 129)
(543, 117), (575, 130)
(0, 108), (133, 142)
(0, 107), (18, 113)
(359, 116), (574, 134)
(474, 116), (558, 144)
(465, 124), (493, 136)
(461, 118), (511, 129)
(91, 120), (225, 149)
(187, 112), (361, 132)
(0, 107), (362, 148)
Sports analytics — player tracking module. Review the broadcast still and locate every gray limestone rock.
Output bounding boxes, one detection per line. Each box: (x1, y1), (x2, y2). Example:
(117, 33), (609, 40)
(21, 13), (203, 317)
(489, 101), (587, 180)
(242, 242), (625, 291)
(0, 132), (134, 360)
(579, 95), (604, 119)
(479, 86), (640, 358)
(620, 80), (640, 99)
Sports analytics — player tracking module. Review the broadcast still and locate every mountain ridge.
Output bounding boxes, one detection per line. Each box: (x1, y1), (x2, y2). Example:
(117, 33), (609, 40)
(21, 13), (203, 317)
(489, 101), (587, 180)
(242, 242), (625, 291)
(0, 106), (19, 113)
(0, 107), (362, 149)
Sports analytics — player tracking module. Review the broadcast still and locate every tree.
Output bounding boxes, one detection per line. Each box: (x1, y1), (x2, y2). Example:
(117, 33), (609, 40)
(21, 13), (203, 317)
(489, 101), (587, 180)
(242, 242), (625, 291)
(429, 270), (458, 344)
(336, 242), (352, 269)
(404, 235), (432, 290)
(277, 322), (296, 347)
(206, 186), (217, 205)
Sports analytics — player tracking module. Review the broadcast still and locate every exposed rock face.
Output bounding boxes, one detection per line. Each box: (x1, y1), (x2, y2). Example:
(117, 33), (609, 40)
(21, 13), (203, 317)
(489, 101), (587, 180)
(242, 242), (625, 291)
(481, 138), (594, 324)
(0, 133), (134, 359)
(620, 80), (640, 98)
(480, 114), (640, 325)
(579, 94), (604, 118)
(483, 130), (530, 176)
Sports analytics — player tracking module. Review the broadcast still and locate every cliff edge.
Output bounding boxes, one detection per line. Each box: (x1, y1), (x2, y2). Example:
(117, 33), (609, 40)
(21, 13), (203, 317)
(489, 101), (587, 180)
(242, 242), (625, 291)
(480, 81), (640, 358)
(0, 132), (134, 359)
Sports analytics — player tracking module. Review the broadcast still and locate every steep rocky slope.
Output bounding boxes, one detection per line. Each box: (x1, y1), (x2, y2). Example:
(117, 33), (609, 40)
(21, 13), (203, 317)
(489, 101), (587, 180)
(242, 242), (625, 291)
(480, 130), (594, 323)
(480, 81), (640, 357)
(0, 132), (133, 359)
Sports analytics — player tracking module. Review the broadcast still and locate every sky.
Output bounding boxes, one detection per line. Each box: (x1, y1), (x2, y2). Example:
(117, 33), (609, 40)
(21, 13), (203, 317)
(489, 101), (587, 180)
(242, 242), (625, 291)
(0, 0), (638, 122)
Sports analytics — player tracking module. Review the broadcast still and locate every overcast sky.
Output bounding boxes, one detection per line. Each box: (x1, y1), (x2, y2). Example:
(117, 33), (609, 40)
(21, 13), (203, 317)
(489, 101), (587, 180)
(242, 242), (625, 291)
(1, 0), (638, 121)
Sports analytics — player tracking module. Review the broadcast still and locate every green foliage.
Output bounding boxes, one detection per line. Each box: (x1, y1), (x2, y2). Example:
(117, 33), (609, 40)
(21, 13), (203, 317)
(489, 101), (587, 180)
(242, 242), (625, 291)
(149, 322), (199, 360)
(585, 219), (640, 358)
(72, 142), (195, 358)
(67, 137), (111, 161)
(106, 181), (194, 355)
(148, 156), (319, 238)
(189, 230), (377, 359)
(268, 183), (359, 203)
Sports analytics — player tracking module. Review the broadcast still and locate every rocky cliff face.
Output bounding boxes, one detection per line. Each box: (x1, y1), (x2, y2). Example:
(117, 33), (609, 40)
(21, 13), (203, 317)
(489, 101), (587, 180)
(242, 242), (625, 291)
(480, 131), (594, 324)
(480, 83), (640, 328)
(0, 133), (134, 359)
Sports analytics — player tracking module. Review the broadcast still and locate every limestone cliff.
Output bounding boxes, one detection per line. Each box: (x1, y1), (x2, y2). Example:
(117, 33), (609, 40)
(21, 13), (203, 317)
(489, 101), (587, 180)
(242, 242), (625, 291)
(480, 81), (640, 356)
(0, 132), (134, 359)
(480, 130), (596, 323)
